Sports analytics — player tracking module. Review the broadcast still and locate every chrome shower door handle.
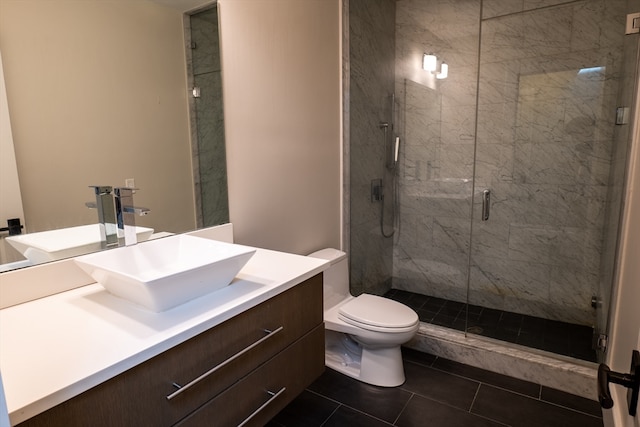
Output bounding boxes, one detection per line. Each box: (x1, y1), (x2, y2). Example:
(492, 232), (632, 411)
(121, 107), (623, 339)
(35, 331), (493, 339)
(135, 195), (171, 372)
(482, 189), (491, 221)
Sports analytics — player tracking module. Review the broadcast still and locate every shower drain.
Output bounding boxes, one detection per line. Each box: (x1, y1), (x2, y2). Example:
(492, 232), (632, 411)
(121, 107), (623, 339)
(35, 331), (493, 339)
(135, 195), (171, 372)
(466, 326), (484, 334)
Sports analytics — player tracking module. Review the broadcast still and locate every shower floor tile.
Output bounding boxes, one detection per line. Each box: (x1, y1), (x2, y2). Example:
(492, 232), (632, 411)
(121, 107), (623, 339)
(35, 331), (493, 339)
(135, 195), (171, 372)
(384, 289), (597, 363)
(267, 348), (603, 427)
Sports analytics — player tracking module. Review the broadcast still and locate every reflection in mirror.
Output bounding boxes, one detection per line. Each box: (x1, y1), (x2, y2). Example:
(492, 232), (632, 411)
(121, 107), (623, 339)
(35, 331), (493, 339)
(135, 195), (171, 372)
(0, 0), (229, 271)
(187, 4), (229, 228)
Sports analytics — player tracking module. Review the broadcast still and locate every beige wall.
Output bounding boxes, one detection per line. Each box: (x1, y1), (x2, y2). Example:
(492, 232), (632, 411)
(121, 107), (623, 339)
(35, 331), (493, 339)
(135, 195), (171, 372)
(0, 0), (195, 234)
(219, 0), (342, 254)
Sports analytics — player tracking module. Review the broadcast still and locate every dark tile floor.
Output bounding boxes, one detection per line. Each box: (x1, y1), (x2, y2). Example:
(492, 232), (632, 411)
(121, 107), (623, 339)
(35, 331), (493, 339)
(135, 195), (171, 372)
(384, 289), (597, 362)
(268, 348), (603, 427)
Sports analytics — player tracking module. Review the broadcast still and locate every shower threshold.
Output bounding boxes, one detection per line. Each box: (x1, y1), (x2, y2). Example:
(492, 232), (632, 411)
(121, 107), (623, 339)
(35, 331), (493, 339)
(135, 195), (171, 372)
(384, 289), (597, 363)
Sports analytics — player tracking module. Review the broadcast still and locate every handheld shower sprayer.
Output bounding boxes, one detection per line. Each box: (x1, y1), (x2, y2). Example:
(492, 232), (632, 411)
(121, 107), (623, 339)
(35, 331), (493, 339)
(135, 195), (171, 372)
(394, 136), (400, 165)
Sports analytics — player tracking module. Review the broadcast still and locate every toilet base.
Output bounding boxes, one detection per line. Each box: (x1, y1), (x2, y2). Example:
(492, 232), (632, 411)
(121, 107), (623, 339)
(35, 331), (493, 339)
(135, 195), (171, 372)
(325, 330), (406, 387)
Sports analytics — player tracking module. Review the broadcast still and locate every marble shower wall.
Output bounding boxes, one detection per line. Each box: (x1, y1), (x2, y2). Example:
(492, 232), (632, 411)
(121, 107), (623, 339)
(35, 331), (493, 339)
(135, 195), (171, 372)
(189, 7), (229, 228)
(348, 0), (396, 296)
(391, 0), (627, 326)
(393, 0), (480, 302)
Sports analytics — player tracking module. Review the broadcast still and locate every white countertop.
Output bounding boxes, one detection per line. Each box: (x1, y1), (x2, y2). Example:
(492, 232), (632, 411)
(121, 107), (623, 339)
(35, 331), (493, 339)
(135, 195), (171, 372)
(0, 247), (328, 425)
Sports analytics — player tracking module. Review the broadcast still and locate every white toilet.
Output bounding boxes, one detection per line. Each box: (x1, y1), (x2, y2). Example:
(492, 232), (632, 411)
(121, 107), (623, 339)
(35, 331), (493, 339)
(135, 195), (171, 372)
(308, 248), (419, 387)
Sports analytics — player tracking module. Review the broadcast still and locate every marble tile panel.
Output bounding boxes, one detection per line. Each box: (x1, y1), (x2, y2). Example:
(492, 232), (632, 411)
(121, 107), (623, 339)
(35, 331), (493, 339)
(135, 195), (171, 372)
(190, 7), (221, 75)
(471, 219), (510, 259)
(400, 181), (472, 219)
(440, 104), (476, 145)
(482, 0), (524, 19)
(439, 68), (479, 108)
(549, 266), (598, 321)
(478, 61), (520, 105)
(432, 217), (472, 255)
(193, 71), (228, 227)
(555, 184), (607, 229)
(397, 0), (480, 42)
(596, 0), (627, 50)
(520, 6), (573, 59)
(470, 256), (551, 303)
(549, 227), (602, 272)
(480, 14), (524, 63)
(570, 0), (604, 53)
(394, 276), (469, 304)
(349, 220), (393, 295)
(349, 185), (381, 229)
(473, 142), (515, 183)
(525, 106), (566, 145)
(507, 224), (556, 264)
(513, 141), (610, 186)
(466, 283), (507, 312)
(397, 250), (470, 290)
(395, 213), (433, 251)
(436, 143), (475, 180)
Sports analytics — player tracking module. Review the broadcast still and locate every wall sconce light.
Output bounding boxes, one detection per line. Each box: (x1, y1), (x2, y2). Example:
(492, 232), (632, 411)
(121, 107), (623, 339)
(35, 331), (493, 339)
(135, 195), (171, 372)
(436, 62), (448, 79)
(423, 53), (437, 72)
(423, 53), (448, 79)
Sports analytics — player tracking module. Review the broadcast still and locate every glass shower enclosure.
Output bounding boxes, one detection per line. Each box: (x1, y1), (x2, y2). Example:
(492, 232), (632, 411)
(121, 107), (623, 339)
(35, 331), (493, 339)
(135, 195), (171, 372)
(347, 0), (639, 363)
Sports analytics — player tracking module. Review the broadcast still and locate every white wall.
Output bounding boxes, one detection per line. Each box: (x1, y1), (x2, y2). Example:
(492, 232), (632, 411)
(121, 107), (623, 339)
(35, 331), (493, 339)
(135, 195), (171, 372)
(219, 0), (342, 255)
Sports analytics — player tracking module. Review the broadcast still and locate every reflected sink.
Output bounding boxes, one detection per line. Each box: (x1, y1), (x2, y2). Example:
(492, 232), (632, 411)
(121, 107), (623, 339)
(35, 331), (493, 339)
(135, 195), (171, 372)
(5, 224), (154, 263)
(73, 235), (256, 312)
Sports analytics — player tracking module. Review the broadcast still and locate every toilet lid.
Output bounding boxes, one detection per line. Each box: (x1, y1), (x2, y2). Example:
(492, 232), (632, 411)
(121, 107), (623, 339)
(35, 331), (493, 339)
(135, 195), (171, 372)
(338, 294), (418, 330)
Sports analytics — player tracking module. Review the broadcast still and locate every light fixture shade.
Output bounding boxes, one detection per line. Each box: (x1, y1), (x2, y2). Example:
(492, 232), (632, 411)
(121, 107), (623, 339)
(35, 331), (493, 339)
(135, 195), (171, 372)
(436, 62), (448, 79)
(423, 54), (437, 72)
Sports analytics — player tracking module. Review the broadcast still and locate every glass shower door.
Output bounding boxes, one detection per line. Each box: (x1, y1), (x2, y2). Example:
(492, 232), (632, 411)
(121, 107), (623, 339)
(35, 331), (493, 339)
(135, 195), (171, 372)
(468, 0), (629, 362)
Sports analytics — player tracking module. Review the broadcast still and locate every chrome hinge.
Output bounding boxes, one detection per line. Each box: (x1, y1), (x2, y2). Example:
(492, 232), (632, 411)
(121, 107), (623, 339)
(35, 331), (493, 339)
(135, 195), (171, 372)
(191, 87), (201, 98)
(595, 333), (608, 352)
(626, 13), (640, 35)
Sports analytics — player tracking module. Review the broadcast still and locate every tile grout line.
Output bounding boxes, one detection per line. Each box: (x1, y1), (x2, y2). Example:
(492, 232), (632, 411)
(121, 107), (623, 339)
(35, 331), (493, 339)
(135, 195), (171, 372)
(480, 383), (604, 420)
(392, 393), (415, 426)
(319, 403), (341, 427)
(307, 386), (396, 426)
(403, 358), (601, 415)
(468, 382), (481, 413)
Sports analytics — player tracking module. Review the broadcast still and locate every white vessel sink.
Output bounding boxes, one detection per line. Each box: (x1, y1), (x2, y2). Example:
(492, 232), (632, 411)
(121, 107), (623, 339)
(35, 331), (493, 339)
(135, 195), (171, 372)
(73, 235), (256, 312)
(5, 224), (154, 263)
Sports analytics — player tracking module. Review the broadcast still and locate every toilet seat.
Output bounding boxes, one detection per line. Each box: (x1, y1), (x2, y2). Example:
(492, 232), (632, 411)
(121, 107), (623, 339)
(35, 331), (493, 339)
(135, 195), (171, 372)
(338, 294), (419, 333)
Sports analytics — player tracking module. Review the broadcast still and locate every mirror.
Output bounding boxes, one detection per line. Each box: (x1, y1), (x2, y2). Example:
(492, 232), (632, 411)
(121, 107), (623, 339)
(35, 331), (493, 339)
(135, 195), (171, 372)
(0, 0), (228, 271)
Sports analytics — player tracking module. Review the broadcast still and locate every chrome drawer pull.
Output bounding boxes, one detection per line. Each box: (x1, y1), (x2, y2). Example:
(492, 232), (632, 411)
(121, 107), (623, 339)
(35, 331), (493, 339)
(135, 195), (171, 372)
(166, 326), (284, 400)
(237, 387), (286, 427)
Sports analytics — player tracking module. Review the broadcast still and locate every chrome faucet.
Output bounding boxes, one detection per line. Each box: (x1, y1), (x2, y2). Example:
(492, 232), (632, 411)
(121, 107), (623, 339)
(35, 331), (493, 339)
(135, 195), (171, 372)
(88, 185), (118, 248)
(114, 187), (150, 246)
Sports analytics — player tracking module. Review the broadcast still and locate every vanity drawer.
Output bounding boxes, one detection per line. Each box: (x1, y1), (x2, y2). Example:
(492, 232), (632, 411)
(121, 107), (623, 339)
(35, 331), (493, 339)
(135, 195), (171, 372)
(176, 324), (325, 427)
(17, 274), (323, 427)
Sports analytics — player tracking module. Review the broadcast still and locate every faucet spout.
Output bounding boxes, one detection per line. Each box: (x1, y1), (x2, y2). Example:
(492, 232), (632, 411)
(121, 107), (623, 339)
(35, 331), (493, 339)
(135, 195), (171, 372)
(88, 186), (118, 248)
(115, 187), (150, 246)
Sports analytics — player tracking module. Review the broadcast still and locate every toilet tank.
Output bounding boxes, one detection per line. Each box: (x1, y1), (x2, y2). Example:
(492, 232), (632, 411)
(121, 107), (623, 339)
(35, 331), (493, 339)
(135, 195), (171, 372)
(308, 248), (351, 310)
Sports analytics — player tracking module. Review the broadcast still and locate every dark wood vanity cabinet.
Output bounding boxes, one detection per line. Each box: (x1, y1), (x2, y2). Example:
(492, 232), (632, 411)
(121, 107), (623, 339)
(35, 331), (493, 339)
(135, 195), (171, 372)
(17, 274), (325, 427)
